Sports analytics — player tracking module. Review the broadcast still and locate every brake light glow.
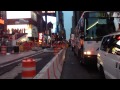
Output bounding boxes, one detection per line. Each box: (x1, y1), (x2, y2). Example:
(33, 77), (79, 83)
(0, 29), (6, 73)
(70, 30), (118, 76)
(84, 51), (91, 55)
(86, 51), (91, 55)
(84, 52), (86, 54)
(117, 36), (120, 40)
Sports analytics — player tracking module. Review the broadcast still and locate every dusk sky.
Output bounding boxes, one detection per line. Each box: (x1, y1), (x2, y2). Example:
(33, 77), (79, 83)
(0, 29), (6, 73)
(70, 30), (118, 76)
(43, 16), (56, 33)
(42, 11), (73, 40)
(63, 11), (73, 40)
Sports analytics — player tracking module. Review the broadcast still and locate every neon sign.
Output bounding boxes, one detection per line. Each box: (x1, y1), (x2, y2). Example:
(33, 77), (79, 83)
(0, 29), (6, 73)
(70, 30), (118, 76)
(39, 33), (43, 39)
(38, 33), (43, 44)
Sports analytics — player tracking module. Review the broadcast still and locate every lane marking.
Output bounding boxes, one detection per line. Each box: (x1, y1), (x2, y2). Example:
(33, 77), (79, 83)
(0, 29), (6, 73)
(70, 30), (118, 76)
(0, 63), (22, 79)
(0, 52), (44, 68)
(35, 58), (42, 62)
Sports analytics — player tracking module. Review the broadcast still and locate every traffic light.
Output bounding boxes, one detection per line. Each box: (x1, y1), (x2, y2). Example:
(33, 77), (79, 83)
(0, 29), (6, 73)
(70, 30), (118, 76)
(47, 22), (53, 29)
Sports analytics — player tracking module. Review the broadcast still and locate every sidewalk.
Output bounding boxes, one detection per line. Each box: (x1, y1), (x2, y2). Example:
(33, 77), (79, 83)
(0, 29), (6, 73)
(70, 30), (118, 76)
(0, 47), (43, 65)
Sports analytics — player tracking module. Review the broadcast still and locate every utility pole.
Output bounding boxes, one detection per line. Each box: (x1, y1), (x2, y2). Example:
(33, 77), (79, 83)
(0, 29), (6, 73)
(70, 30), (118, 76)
(45, 11), (48, 45)
(45, 11), (47, 30)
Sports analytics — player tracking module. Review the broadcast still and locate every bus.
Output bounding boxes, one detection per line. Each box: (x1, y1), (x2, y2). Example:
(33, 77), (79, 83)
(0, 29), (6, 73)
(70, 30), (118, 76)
(73, 11), (120, 65)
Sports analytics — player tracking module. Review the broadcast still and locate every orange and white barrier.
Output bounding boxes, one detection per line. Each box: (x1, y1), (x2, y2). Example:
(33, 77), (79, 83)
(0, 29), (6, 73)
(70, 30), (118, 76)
(1, 46), (7, 55)
(56, 54), (63, 73)
(22, 58), (36, 79)
(33, 48), (66, 79)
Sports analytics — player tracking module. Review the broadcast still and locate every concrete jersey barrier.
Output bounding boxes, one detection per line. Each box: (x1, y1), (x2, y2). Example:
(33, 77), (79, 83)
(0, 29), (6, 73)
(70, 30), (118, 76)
(33, 48), (66, 79)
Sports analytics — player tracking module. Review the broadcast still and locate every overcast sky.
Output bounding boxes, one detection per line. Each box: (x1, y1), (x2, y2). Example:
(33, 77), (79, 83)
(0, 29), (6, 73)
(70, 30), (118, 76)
(63, 11), (73, 40)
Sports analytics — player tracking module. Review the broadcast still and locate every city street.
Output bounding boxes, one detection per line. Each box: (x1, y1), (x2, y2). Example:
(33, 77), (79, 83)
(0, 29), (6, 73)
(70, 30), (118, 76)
(0, 48), (55, 79)
(61, 47), (105, 79)
(0, 47), (106, 79)
(1, 11), (120, 79)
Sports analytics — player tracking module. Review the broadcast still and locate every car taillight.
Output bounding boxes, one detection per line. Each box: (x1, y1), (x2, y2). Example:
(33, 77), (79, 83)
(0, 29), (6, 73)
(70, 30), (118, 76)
(84, 51), (91, 55)
(86, 51), (91, 55)
(84, 52), (86, 54)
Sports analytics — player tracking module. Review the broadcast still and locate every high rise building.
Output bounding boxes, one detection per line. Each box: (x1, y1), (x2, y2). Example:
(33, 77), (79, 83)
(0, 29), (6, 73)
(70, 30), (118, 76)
(71, 11), (84, 34)
(5, 11), (43, 46)
(57, 11), (66, 40)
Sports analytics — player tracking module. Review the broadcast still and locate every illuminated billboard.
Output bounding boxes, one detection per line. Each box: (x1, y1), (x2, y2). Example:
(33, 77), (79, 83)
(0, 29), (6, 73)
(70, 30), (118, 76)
(7, 24), (32, 37)
(6, 11), (31, 19)
(38, 33), (43, 44)
(39, 33), (43, 40)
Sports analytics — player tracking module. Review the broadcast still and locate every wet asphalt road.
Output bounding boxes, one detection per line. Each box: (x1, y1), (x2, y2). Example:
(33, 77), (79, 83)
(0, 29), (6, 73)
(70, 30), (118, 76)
(60, 47), (105, 79)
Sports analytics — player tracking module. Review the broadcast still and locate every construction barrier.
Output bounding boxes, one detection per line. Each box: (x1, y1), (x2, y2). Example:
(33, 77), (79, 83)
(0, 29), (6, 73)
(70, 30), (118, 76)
(1, 45), (7, 55)
(33, 48), (66, 79)
(22, 58), (36, 79)
(53, 47), (62, 55)
(19, 45), (24, 52)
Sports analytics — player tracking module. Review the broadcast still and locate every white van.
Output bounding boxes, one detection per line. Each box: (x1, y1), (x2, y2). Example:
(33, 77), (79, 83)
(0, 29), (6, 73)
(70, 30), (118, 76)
(97, 32), (120, 79)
